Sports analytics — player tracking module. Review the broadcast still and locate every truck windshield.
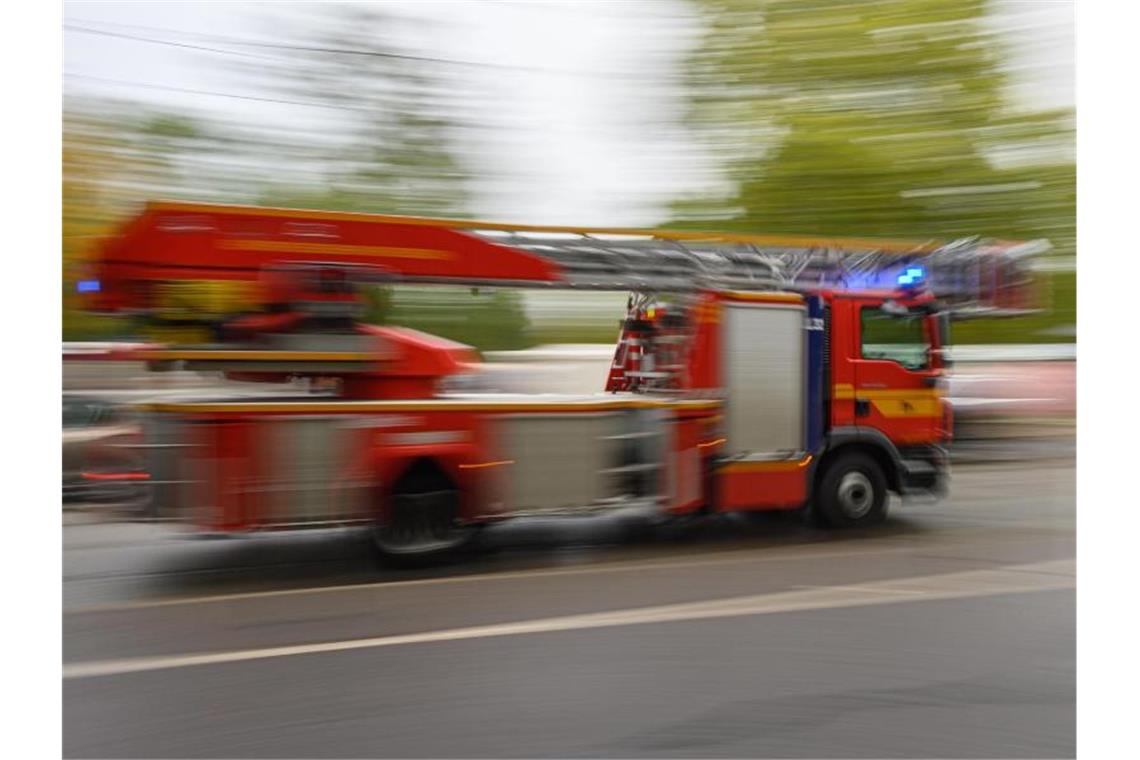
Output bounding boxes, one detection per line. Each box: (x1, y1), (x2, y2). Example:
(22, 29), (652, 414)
(860, 307), (930, 370)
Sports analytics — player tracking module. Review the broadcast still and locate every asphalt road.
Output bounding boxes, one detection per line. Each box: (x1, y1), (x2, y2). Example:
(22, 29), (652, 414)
(62, 457), (1074, 759)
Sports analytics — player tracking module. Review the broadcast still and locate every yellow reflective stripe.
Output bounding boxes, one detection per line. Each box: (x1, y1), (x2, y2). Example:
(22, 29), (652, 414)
(862, 389), (944, 400)
(870, 399), (942, 418)
(721, 455), (813, 474)
(720, 291), (804, 305)
(148, 201), (945, 253)
(832, 385), (943, 401)
(137, 350), (379, 362)
(694, 301), (721, 324)
(137, 399), (724, 414)
(218, 239), (453, 260)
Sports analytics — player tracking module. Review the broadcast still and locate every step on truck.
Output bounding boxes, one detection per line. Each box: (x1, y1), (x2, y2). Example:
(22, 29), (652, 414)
(77, 201), (1046, 562)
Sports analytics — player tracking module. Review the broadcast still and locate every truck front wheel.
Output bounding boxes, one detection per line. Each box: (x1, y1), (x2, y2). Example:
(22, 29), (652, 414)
(813, 452), (888, 528)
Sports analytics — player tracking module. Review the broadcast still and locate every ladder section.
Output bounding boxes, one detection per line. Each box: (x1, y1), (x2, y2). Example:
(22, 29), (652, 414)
(87, 201), (1048, 321)
(471, 229), (1048, 315)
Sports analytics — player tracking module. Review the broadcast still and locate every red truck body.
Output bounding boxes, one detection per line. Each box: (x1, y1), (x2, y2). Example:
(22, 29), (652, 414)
(74, 202), (1038, 560)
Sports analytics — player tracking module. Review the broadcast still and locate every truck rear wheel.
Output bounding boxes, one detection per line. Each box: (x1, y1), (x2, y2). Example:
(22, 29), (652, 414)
(813, 452), (888, 528)
(372, 462), (478, 566)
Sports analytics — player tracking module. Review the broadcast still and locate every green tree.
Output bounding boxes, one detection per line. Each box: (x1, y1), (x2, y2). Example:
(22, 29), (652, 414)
(246, 5), (473, 218)
(62, 101), (242, 338)
(230, 6), (532, 349)
(63, 108), (125, 339)
(673, 0), (1074, 255)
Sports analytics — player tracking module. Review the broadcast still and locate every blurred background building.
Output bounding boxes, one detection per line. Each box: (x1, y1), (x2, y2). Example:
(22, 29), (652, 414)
(63, 0), (1074, 349)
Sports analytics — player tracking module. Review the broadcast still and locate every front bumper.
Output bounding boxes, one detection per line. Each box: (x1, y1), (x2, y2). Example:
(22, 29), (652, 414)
(898, 445), (950, 498)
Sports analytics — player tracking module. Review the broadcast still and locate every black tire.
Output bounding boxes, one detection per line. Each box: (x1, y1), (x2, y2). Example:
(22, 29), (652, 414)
(371, 461), (480, 567)
(813, 451), (889, 529)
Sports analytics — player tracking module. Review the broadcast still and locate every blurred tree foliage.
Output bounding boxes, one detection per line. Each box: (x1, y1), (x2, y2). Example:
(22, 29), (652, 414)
(238, 6), (533, 350)
(62, 104), (231, 339)
(675, 0), (1073, 244)
(671, 0), (1074, 339)
(63, 2), (1075, 347)
(376, 287), (533, 351)
(63, 109), (121, 339)
(245, 5), (472, 218)
(62, 6), (530, 348)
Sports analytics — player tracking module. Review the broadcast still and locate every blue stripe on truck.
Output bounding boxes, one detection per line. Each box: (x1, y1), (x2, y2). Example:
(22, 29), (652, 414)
(805, 295), (825, 452)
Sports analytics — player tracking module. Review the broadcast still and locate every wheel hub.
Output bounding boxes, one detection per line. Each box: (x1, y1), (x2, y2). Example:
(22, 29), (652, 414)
(837, 471), (874, 518)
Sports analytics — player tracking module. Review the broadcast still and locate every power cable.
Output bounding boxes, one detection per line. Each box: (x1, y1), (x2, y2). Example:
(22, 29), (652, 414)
(64, 21), (656, 80)
(64, 73), (368, 112)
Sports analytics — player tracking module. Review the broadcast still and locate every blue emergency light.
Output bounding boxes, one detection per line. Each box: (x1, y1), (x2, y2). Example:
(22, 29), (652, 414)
(897, 266), (925, 287)
(76, 279), (101, 293)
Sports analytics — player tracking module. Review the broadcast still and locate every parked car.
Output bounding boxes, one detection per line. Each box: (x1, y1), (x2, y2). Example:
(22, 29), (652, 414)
(62, 395), (148, 507)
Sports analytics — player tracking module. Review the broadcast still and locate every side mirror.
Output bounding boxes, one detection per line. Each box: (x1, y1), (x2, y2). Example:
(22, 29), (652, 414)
(883, 298), (941, 317)
(929, 347), (953, 369)
(880, 299), (912, 317)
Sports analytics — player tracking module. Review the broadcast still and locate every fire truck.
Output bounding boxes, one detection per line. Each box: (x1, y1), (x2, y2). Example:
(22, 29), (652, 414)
(78, 201), (1046, 562)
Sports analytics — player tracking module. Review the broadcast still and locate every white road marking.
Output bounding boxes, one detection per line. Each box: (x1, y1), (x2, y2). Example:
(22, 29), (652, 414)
(64, 559), (1073, 681)
(793, 584), (929, 596)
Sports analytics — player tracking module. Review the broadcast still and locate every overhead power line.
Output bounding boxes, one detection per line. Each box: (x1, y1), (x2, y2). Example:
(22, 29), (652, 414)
(64, 21), (657, 80)
(64, 73), (368, 112)
(63, 24), (284, 62)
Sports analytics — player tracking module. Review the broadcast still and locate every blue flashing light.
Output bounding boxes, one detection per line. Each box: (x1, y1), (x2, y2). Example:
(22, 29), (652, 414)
(76, 279), (101, 294)
(896, 266), (926, 287)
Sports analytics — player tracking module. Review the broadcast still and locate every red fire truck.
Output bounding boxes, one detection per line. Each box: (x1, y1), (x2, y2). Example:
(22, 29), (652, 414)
(79, 201), (1046, 562)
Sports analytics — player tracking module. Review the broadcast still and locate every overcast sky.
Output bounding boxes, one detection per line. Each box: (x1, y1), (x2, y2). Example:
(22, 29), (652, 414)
(63, 0), (1074, 226)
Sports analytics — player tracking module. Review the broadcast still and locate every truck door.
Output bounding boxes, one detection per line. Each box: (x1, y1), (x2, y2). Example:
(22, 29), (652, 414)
(852, 300), (943, 446)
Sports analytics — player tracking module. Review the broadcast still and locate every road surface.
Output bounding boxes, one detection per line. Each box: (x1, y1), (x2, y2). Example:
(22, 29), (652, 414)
(63, 458), (1074, 758)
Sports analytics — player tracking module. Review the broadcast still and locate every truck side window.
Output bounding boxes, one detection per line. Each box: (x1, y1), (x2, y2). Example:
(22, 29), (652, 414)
(860, 307), (930, 370)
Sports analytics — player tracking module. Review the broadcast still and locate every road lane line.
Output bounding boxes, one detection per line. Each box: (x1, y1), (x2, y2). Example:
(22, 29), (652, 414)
(64, 559), (1073, 680)
(64, 542), (921, 615)
(793, 584), (929, 596)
